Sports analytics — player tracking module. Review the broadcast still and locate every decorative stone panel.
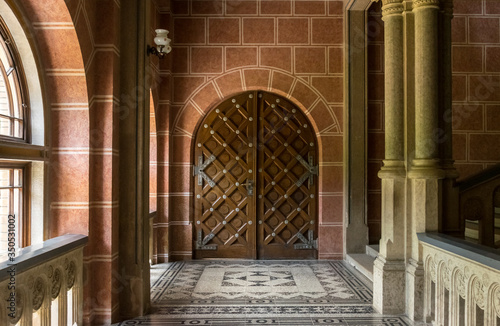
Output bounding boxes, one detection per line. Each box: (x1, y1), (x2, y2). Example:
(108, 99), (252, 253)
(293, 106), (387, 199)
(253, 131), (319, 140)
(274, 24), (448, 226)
(0, 238), (85, 326)
(420, 233), (500, 325)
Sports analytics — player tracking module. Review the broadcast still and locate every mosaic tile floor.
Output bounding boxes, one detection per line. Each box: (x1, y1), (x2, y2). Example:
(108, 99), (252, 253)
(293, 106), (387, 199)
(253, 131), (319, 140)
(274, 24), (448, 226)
(115, 260), (414, 325)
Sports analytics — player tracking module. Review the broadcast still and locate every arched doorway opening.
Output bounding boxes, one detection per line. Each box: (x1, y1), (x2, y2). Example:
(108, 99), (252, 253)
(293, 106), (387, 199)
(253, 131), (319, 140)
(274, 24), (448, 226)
(193, 91), (318, 259)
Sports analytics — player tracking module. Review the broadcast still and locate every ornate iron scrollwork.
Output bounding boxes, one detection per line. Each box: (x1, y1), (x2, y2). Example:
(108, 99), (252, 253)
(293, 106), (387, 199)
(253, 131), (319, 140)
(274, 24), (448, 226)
(194, 155), (216, 187)
(294, 229), (318, 249)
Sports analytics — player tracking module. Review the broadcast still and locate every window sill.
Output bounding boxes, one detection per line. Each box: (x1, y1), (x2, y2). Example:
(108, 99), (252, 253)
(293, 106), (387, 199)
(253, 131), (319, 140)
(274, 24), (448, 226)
(0, 142), (46, 161)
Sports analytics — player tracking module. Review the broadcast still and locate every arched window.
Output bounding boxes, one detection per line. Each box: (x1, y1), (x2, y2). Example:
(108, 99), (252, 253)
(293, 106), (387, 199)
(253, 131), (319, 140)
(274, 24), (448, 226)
(0, 7), (45, 260)
(0, 18), (27, 141)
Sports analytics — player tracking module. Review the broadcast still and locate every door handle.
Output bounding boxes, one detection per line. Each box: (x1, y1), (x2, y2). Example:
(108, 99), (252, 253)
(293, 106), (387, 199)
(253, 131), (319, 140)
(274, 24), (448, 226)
(240, 180), (254, 196)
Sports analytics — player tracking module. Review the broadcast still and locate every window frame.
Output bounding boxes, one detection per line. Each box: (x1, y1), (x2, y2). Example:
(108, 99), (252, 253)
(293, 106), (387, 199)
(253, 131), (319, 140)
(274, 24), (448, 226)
(0, 5), (47, 256)
(0, 161), (31, 249)
(0, 17), (30, 143)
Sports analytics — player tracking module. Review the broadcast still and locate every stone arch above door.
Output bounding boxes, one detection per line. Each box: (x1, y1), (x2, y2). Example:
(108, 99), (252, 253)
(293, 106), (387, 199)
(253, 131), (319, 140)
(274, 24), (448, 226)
(172, 68), (341, 139)
(165, 68), (345, 261)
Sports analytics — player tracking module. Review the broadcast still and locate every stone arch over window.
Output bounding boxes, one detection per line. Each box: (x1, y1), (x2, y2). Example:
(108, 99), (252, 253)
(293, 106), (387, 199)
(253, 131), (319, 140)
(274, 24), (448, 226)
(11, 0), (91, 238)
(3, 0), (95, 322)
(164, 68), (344, 261)
(0, 0), (90, 247)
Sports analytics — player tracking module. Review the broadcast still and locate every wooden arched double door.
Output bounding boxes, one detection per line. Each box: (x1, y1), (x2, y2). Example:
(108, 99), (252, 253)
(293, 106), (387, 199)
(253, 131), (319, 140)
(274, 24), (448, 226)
(193, 92), (318, 259)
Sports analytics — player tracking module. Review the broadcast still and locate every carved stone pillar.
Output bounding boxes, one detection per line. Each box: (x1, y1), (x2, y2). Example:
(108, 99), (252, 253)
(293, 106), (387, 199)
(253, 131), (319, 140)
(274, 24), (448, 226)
(58, 286), (68, 326)
(407, 0), (445, 320)
(373, 0), (407, 315)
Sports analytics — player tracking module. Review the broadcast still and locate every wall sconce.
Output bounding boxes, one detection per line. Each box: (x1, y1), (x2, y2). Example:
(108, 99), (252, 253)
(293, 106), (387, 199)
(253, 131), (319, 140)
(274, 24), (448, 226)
(147, 29), (171, 59)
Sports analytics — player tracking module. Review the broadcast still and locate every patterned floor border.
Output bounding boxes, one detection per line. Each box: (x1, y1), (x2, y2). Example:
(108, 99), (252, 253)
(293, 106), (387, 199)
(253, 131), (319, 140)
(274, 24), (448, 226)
(151, 261), (372, 305)
(115, 261), (414, 326)
(116, 316), (413, 325)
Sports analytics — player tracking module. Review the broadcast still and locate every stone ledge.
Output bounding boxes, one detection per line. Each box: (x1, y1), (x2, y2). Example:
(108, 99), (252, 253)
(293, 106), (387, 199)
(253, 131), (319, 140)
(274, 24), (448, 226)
(0, 233), (88, 282)
(417, 232), (500, 271)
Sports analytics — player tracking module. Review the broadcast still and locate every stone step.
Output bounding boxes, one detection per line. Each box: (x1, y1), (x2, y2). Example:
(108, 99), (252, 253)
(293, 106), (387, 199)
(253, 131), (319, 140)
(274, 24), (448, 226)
(345, 253), (375, 282)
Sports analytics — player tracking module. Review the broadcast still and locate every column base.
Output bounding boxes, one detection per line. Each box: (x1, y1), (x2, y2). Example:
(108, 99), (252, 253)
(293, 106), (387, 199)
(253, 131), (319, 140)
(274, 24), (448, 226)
(408, 159), (445, 179)
(373, 256), (406, 314)
(406, 258), (425, 321)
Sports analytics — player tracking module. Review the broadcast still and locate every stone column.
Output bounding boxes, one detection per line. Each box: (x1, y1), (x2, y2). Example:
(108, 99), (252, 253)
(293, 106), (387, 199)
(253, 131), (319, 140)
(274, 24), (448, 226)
(407, 0), (445, 320)
(119, 0), (151, 319)
(373, 0), (407, 315)
(345, 1), (371, 254)
(439, 0), (461, 237)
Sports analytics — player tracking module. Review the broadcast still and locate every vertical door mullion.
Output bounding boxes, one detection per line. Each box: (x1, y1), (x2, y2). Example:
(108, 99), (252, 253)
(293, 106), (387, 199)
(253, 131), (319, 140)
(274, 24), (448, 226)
(251, 91), (258, 259)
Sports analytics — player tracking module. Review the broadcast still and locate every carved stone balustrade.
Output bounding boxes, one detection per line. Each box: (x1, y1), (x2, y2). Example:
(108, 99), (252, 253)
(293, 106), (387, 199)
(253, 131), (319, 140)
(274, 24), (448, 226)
(419, 233), (500, 326)
(0, 234), (87, 325)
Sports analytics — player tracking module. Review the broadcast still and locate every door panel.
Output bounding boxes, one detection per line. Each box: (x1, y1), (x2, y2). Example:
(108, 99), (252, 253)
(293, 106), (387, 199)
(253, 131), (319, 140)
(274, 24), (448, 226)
(257, 93), (317, 259)
(194, 92), (317, 259)
(194, 92), (257, 259)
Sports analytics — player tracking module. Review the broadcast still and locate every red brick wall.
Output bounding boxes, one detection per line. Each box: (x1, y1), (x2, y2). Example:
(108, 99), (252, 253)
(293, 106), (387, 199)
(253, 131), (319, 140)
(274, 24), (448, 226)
(20, 0), (122, 324)
(156, 0), (345, 260)
(153, 0), (173, 264)
(367, 2), (384, 245)
(151, 0), (169, 265)
(452, 0), (500, 180)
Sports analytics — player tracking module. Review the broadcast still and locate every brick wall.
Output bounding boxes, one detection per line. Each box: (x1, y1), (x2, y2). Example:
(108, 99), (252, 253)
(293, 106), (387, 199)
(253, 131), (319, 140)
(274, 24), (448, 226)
(20, 0), (122, 324)
(452, 0), (500, 180)
(156, 0), (346, 260)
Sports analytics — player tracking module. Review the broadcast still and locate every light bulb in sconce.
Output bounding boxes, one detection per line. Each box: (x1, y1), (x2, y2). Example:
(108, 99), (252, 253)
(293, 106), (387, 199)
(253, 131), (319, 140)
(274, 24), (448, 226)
(148, 29), (171, 59)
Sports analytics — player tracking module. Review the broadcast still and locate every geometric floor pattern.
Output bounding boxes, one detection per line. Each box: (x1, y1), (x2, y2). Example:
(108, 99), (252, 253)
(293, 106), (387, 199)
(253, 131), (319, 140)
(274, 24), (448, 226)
(115, 260), (414, 325)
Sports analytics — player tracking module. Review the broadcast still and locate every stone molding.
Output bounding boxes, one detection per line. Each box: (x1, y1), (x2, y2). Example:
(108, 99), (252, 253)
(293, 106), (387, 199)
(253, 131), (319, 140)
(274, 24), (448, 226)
(412, 0), (440, 10)
(421, 237), (500, 324)
(408, 158), (446, 179)
(381, 0), (405, 17)
(378, 160), (406, 179)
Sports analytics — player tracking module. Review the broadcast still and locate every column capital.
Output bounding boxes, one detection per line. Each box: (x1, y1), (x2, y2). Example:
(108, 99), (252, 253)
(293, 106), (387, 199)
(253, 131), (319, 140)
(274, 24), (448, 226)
(381, 0), (404, 18)
(412, 0), (440, 10)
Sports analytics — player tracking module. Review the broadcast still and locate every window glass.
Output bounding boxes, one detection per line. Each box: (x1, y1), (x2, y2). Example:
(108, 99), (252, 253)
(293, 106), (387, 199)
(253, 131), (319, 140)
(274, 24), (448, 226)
(0, 167), (23, 255)
(0, 29), (25, 139)
(0, 42), (10, 69)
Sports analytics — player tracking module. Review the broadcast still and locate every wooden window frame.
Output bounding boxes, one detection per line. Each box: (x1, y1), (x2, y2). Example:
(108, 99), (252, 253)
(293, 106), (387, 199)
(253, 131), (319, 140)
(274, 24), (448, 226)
(0, 17), (30, 143)
(0, 162), (31, 248)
